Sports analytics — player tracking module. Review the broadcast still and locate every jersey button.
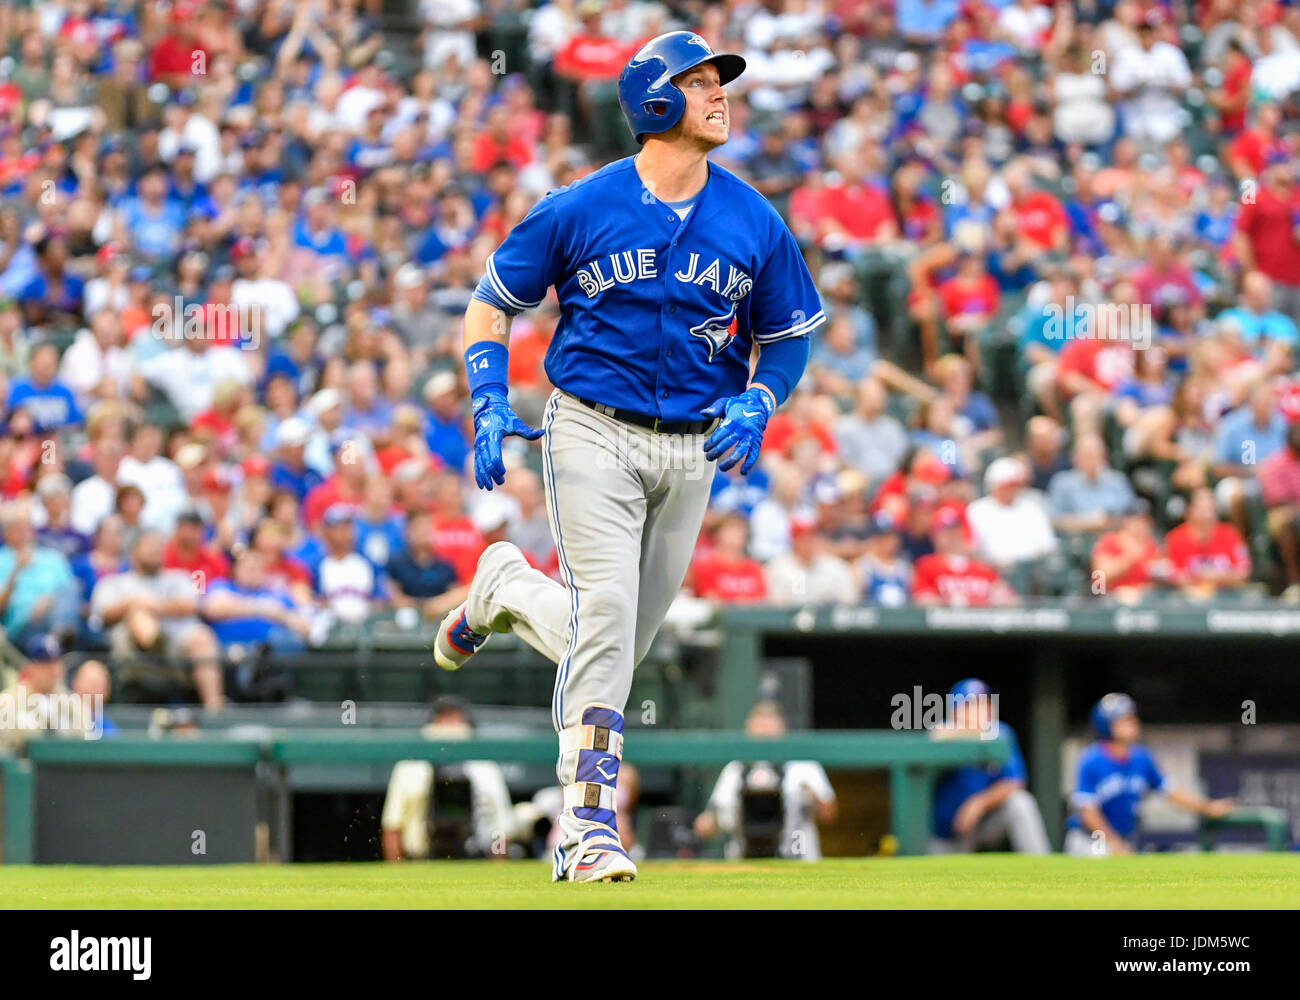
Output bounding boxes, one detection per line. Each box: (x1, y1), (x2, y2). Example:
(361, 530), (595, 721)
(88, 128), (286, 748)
(662, 391), (670, 399)
(666, 349), (674, 357)
(669, 306), (677, 314)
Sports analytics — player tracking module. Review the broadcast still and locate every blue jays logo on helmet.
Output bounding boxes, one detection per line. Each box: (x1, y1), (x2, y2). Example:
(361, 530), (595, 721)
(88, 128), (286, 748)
(1091, 692), (1137, 740)
(618, 31), (746, 143)
(690, 304), (738, 361)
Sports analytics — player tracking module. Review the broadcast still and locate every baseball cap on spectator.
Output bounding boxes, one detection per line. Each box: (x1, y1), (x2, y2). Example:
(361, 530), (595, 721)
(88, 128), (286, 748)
(305, 388), (341, 420)
(933, 507), (964, 533)
(202, 467), (233, 493)
(276, 417), (312, 448)
(322, 503), (355, 527)
(394, 457), (431, 484)
(128, 265), (153, 284)
(97, 242), (127, 266)
(35, 473), (72, 498)
(472, 494), (516, 535)
(423, 371), (458, 402)
(241, 455), (271, 479)
(394, 263), (426, 290)
(866, 511), (899, 537)
(984, 457), (1028, 491)
(175, 442), (207, 470)
(24, 633), (63, 662)
(230, 236), (260, 261)
(177, 507), (205, 525)
(790, 515), (818, 538)
(912, 452), (952, 486)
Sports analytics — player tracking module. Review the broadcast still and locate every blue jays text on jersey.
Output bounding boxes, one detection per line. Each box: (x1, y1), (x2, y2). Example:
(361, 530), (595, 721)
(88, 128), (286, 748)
(472, 157), (825, 423)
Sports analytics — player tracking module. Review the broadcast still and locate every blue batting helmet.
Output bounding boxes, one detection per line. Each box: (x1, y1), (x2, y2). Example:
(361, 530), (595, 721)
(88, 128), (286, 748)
(617, 31), (745, 143)
(949, 678), (991, 701)
(1091, 692), (1138, 740)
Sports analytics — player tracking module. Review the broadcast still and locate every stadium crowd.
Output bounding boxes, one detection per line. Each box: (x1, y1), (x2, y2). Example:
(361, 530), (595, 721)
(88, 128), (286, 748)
(0, 0), (1299, 706)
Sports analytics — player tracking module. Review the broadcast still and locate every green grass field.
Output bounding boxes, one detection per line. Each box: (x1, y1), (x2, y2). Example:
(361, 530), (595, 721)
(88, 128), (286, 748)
(1, 855), (1296, 908)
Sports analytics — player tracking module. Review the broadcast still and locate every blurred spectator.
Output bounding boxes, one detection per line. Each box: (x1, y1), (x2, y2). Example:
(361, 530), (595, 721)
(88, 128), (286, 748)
(163, 507), (230, 586)
(1259, 422), (1300, 601)
(34, 473), (87, 560)
(692, 513), (768, 604)
(1091, 501), (1164, 603)
(0, 633), (72, 753)
(89, 530), (223, 708)
(833, 377), (908, 486)
(1163, 486), (1252, 599)
(0, 500), (77, 643)
(763, 516), (856, 606)
(1048, 434), (1136, 535)
(857, 512), (912, 607)
(913, 506), (1017, 607)
(203, 548), (312, 652)
(388, 508), (464, 620)
(967, 457), (1058, 569)
(317, 503), (378, 625)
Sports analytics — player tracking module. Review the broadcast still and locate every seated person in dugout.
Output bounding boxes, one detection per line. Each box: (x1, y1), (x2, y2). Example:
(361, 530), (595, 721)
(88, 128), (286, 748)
(929, 678), (1050, 854)
(694, 701), (837, 861)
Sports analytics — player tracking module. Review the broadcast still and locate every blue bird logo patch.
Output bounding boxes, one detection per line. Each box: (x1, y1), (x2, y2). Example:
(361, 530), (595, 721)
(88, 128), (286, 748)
(690, 304), (739, 362)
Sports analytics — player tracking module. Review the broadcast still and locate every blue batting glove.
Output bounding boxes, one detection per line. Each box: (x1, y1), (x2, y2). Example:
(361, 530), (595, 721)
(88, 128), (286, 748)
(701, 386), (775, 475)
(472, 388), (543, 490)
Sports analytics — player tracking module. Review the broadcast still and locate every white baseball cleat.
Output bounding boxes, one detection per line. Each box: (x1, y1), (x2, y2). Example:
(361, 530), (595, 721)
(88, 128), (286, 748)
(433, 602), (491, 671)
(568, 847), (638, 883)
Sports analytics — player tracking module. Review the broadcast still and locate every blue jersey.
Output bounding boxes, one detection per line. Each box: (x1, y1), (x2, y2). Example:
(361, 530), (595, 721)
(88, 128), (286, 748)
(472, 157), (824, 423)
(1066, 742), (1165, 838)
(932, 723), (1028, 839)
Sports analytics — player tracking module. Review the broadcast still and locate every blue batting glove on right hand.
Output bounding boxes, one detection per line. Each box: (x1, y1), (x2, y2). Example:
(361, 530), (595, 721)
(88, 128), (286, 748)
(472, 388), (543, 491)
(701, 386), (775, 475)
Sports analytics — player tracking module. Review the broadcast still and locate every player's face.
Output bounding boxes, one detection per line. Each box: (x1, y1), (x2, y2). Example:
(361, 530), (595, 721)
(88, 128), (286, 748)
(673, 63), (729, 149)
(1111, 715), (1140, 743)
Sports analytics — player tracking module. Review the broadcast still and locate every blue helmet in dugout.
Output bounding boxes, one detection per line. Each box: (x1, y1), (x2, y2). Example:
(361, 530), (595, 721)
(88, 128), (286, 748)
(1091, 692), (1138, 740)
(617, 31), (746, 143)
(949, 677), (991, 701)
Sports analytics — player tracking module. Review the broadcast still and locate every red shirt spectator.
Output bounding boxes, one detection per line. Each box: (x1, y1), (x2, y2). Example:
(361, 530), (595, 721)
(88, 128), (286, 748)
(1056, 338), (1135, 397)
(1091, 529), (1160, 590)
(553, 33), (640, 81)
(938, 268), (1000, 324)
(1258, 439), (1300, 509)
(303, 476), (364, 528)
(431, 513), (485, 584)
(911, 553), (1010, 606)
(819, 179), (897, 244)
(1236, 177), (1300, 287)
(1010, 191), (1067, 250)
(1228, 128), (1284, 178)
(163, 537), (230, 584)
(692, 550), (767, 603)
(1164, 521), (1250, 585)
(149, 8), (208, 86)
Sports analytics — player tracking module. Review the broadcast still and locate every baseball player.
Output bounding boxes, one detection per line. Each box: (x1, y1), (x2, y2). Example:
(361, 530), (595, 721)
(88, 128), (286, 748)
(434, 30), (823, 882)
(929, 678), (1050, 854)
(1065, 693), (1235, 856)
